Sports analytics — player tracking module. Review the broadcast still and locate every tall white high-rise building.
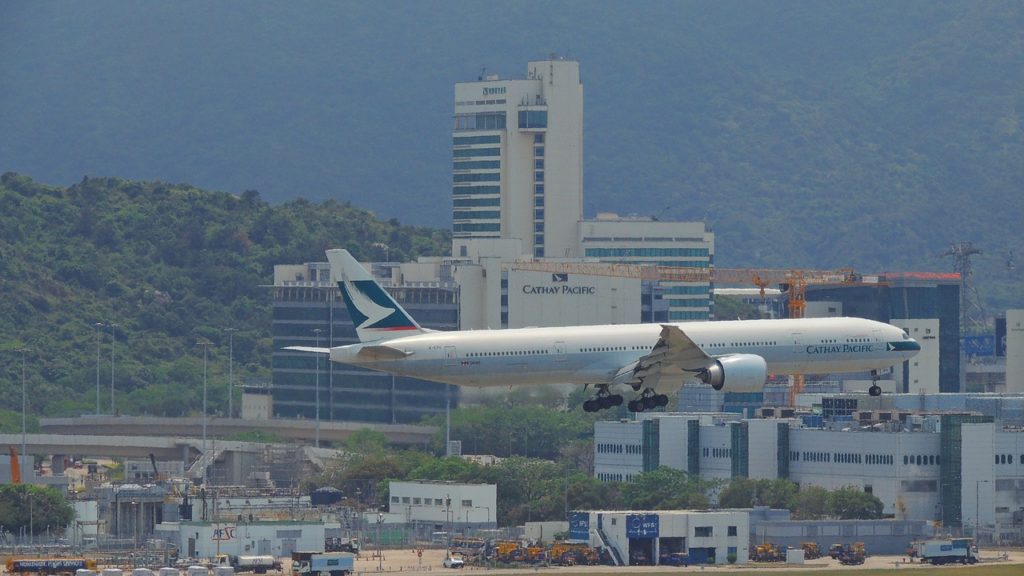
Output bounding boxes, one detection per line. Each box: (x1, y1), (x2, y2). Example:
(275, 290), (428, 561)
(1007, 309), (1024, 393)
(452, 58), (583, 259)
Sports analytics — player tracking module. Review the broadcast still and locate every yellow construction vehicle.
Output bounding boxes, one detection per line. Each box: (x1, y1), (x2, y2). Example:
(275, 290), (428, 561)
(801, 542), (821, 559)
(751, 543), (785, 562)
(493, 540), (520, 562)
(548, 540), (596, 566)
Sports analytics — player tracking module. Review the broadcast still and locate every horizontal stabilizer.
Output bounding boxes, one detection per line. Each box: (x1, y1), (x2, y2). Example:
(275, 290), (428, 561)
(283, 346), (331, 354)
(357, 345), (412, 360)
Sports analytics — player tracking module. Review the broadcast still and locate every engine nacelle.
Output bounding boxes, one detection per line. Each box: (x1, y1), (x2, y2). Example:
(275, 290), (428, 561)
(699, 354), (768, 391)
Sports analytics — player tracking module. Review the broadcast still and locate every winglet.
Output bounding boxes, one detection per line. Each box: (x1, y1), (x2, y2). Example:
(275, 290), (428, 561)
(326, 249), (428, 342)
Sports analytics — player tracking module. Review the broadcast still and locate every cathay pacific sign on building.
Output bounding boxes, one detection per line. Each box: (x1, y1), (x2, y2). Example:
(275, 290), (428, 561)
(506, 270), (641, 328)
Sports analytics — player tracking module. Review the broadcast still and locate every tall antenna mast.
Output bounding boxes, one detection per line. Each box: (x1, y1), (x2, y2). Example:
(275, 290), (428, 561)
(941, 241), (987, 335)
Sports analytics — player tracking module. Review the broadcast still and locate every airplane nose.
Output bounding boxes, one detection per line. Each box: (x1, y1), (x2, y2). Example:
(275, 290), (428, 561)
(907, 338), (921, 352)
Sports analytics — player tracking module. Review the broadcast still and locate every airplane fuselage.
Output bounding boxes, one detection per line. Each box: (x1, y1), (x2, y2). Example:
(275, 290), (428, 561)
(330, 317), (917, 393)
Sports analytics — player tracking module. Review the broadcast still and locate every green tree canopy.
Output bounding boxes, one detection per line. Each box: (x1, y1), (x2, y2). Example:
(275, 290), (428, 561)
(425, 404), (596, 460)
(344, 430), (390, 455)
(718, 478), (797, 509)
(0, 485), (74, 535)
(790, 485), (830, 520)
(621, 467), (716, 510)
(825, 486), (884, 520)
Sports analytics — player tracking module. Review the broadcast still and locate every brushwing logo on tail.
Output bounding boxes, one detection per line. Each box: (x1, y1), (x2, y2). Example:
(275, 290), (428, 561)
(341, 280), (418, 331)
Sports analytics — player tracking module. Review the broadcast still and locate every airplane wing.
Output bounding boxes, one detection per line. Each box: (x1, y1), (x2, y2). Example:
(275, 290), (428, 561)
(283, 345), (411, 360)
(611, 325), (716, 393)
(283, 346), (331, 354)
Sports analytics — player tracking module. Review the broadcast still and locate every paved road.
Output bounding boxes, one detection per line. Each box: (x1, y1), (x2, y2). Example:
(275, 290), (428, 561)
(351, 547), (1024, 574)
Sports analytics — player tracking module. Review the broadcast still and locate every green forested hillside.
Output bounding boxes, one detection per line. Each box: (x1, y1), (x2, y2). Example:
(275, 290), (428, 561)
(0, 173), (449, 422)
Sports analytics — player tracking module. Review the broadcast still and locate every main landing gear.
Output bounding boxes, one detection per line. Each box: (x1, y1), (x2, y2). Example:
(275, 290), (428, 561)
(582, 386), (669, 413)
(868, 369), (882, 397)
(627, 389), (669, 413)
(583, 385), (624, 412)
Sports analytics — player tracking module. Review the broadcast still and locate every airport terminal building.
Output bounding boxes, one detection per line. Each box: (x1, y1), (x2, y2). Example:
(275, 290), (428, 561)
(594, 410), (1024, 543)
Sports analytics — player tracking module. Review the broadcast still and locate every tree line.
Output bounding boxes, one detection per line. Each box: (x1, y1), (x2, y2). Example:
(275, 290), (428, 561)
(307, 418), (885, 527)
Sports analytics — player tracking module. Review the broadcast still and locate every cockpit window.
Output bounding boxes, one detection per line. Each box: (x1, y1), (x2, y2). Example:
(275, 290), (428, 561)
(902, 331), (910, 340)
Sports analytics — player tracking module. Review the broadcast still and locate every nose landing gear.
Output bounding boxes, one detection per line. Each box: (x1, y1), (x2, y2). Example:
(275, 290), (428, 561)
(868, 369), (882, 396)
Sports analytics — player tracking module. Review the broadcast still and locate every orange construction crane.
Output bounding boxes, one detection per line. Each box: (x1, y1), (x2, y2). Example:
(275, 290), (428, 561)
(9, 446), (21, 484)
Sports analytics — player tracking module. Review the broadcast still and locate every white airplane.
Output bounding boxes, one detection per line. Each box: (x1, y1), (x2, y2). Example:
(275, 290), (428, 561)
(286, 249), (921, 412)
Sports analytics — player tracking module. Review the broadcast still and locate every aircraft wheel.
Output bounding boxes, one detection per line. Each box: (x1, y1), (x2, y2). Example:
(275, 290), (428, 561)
(611, 394), (624, 406)
(869, 385), (881, 397)
(627, 399), (642, 412)
(643, 396), (657, 410)
(583, 399), (597, 412)
(655, 394), (669, 407)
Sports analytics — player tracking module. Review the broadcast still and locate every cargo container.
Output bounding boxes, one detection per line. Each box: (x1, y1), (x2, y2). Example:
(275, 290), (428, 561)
(912, 538), (977, 565)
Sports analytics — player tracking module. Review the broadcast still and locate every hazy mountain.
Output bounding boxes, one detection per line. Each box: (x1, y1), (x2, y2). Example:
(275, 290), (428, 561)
(2, 1), (1021, 307)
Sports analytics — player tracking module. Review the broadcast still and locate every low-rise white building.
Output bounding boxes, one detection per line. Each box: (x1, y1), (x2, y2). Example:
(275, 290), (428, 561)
(387, 480), (496, 528)
(570, 510), (747, 565)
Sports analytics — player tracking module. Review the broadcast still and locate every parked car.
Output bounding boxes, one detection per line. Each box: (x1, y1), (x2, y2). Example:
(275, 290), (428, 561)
(443, 556), (465, 569)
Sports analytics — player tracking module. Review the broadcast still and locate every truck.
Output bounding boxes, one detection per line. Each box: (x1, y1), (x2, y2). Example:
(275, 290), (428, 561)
(827, 542), (865, 565)
(325, 537), (360, 555)
(7, 559), (98, 575)
(291, 552), (354, 576)
(216, 555), (279, 574)
(912, 538), (978, 565)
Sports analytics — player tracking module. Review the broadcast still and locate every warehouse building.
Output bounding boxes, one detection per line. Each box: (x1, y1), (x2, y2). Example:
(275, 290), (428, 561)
(382, 480), (497, 533)
(569, 509), (748, 565)
(594, 411), (1024, 544)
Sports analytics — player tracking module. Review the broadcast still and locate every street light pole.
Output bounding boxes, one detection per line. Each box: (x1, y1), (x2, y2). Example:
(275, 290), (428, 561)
(109, 323), (117, 414)
(976, 479), (990, 541)
(94, 323), (104, 415)
(313, 329), (322, 448)
(225, 328), (238, 419)
(445, 495), (451, 549)
(198, 338), (211, 486)
(16, 348), (30, 472)
(377, 512), (384, 571)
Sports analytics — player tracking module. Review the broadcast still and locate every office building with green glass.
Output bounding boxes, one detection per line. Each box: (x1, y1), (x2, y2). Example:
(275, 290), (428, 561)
(271, 260), (458, 424)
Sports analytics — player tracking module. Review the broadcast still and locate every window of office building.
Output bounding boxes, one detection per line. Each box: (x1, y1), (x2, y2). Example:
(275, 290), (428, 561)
(453, 134), (500, 145)
(454, 112), (506, 131)
(518, 110), (548, 128)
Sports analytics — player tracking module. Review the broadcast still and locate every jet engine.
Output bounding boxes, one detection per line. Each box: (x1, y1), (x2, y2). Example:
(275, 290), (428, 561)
(698, 354), (768, 391)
